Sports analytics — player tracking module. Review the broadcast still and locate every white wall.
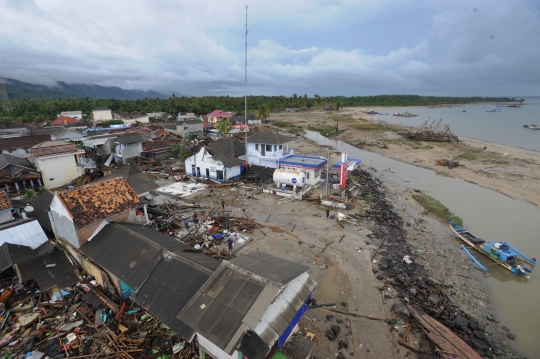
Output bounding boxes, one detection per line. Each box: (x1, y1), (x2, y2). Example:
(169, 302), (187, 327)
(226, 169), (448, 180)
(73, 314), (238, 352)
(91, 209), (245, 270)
(245, 143), (290, 169)
(185, 148), (241, 181)
(115, 143), (142, 164)
(92, 109), (112, 121)
(35, 154), (83, 189)
(1, 148), (29, 158)
(135, 116), (150, 123)
(50, 195), (80, 248)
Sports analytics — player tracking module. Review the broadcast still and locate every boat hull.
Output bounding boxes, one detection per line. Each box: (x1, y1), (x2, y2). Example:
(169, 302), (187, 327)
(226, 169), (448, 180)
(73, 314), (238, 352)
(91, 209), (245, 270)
(448, 223), (531, 278)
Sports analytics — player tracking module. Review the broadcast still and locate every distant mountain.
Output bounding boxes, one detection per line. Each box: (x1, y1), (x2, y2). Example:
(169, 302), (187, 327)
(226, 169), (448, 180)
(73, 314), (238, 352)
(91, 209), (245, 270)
(3, 78), (169, 100)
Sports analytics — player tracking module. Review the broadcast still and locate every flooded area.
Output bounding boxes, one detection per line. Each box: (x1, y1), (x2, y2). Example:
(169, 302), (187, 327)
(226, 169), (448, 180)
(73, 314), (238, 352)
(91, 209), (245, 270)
(305, 130), (540, 358)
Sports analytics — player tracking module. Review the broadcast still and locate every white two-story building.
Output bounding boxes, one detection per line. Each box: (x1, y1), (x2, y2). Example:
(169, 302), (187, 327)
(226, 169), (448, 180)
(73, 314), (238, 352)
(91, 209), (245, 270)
(241, 132), (293, 168)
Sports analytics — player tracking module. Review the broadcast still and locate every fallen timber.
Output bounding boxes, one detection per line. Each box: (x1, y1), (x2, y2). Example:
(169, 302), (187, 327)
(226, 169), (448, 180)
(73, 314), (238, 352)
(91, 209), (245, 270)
(401, 119), (458, 143)
(406, 304), (482, 359)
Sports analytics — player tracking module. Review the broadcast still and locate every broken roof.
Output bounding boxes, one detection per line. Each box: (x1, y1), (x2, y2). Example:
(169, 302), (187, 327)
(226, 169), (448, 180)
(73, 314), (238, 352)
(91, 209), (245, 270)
(26, 191), (55, 232)
(0, 191), (12, 211)
(0, 134), (52, 151)
(56, 177), (140, 227)
(29, 140), (78, 157)
(142, 140), (172, 152)
(247, 132), (292, 145)
(211, 153), (245, 168)
(16, 250), (78, 290)
(117, 133), (145, 144)
(245, 165), (275, 183)
(0, 242), (40, 272)
(208, 138), (246, 157)
(100, 160), (158, 195)
(82, 222), (219, 339)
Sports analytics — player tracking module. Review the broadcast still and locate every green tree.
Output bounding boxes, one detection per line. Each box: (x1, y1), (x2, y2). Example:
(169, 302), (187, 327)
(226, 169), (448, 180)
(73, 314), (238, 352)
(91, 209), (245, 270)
(335, 100), (342, 113)
(216, 119), (233, 135)
(0, 116), (13, 128)
(255, 104), (270, 123)
(314, 94), (322, 109)
(171, 143), (184, 160)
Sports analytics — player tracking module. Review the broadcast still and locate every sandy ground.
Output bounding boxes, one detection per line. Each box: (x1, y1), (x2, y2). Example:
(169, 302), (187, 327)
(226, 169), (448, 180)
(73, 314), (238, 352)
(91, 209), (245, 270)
(173, 145), (517, 358)
(268, 108), (540, 207)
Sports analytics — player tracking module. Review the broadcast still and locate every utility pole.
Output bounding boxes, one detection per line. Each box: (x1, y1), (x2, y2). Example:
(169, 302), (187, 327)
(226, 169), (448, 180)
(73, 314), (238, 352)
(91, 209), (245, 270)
(325, 149), (330, 197)
(244, 6), (248, 157)
(0, 74), (12, 115)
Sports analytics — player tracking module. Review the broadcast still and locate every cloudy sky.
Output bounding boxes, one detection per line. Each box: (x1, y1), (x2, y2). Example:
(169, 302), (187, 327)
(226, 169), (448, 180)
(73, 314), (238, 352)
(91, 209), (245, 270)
(1, 0), (539, 97)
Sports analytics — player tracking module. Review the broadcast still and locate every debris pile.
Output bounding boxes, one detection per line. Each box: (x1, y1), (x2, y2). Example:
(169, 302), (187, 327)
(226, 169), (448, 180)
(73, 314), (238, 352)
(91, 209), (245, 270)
(436, 159), (460, 169)
(0, 279), (211, 358)
(357, 169), (502, 357)
(146, 201), (260, 259)
(401, 119), (459, 143)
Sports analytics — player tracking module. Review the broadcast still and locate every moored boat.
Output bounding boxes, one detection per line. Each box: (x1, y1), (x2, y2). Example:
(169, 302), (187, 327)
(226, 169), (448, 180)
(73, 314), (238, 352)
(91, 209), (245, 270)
(448, 219), (536, 278)
(487, 109), (503, 112)
(524, 124), (540, 130)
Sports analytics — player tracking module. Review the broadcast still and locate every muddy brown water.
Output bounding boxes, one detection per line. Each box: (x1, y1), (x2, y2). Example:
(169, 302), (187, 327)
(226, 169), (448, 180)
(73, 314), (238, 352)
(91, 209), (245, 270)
(305, 130), (540, 358)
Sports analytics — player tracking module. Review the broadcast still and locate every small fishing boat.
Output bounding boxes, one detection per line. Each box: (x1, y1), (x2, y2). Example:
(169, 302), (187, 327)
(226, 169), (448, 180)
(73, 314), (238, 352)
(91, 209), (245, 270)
(487, 109), (503, 112)
(523, 124), (540, 130)
(448, 219), (536, 278)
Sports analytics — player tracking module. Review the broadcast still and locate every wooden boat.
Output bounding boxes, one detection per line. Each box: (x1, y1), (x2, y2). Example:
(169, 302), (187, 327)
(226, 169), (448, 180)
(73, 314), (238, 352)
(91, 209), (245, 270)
(448, 219), (536, 278)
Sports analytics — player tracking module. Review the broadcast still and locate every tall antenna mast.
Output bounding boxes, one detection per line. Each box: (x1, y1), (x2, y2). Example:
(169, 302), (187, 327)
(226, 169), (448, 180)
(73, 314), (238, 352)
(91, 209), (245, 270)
(0, 75), (12, 115)
(244, 5), (248, 156)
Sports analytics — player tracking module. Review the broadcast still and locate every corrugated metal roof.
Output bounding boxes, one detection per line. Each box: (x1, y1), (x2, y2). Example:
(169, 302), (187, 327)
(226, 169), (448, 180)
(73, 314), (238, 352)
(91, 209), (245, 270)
(0, 242), (40, 272)
(134, 254), (213, 339)
(0, 219), (48, 249)
(27, 191), (54, 232)
(228, 251), (309, 285)
(177, 266), (266, 352)
(242, 285), (279, 328)
(16, 250), (77, 290)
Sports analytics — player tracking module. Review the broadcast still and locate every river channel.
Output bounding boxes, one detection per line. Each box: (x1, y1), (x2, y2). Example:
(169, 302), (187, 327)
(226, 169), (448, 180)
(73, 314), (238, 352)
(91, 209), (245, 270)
(304, 130), (540, 358)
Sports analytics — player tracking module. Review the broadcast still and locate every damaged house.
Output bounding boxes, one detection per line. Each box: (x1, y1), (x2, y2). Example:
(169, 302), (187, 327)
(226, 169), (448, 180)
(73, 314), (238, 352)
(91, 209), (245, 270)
(0, 153), (43, 193)
(114, 133), (145, 164)
(49, 177), (147, 251)
(177, 251), (317, 359)
(185, 138), (246, 181)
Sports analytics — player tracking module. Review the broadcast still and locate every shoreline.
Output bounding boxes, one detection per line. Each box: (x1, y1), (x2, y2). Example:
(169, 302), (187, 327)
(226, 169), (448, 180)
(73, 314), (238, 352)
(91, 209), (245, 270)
(271, 107), (540, 207)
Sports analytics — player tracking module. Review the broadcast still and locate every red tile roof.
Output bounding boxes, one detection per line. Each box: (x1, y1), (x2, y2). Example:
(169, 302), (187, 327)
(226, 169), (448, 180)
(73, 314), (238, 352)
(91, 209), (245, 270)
(57, 177), (140, 227)
(152, 129), (171, 137)
(0, 191), (12, 211)
(50, 116), (79, 126)
(206, 110), (233, 118)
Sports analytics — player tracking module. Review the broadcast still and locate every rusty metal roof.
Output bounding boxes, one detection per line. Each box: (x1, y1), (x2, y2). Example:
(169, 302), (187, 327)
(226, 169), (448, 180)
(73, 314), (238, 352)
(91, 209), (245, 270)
(0, 135), (51, 151)
(29, 140), (78, 157)
(0, 192), (11, 211)
(57, 177), (140, 227)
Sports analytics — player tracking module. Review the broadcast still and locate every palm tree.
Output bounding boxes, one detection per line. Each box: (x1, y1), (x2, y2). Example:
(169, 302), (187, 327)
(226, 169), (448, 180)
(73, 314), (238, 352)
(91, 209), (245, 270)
(335, 100), (342, 114)
(255, 104), (270, 123)
(216, 119), (233, 136)
(314, 95), (322, 110)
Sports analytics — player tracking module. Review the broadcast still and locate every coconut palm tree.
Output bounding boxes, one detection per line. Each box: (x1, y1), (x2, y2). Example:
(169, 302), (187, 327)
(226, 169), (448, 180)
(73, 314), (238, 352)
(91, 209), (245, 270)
(335, 100), (342, 114)
(255, 104), (270, 123)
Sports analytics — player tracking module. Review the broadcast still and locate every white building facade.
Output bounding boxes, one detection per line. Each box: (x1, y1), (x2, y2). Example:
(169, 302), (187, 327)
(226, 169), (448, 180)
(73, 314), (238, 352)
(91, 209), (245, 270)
(185, 147), (243, 182)
(242, 132), (293, 168)
(92, 107), (113, 123)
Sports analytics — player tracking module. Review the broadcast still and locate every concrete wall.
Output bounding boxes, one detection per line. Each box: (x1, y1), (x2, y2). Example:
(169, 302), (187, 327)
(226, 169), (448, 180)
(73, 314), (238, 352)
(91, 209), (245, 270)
(50, 195), (80, 248)
(0, 209), (13, 224)
(115, 143), (142, 164)
(92, 109), (112, 121)
(245, 143), (288, 169)
(135, 116), (150, 123)
(35, 154), (83, 189)
(178, 122), (203, 138)
(2, 148), (29, 158)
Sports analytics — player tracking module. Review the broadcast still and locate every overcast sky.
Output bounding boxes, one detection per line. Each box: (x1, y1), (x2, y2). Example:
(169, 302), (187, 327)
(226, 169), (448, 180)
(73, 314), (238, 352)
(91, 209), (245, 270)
(1, 0), (539, 97)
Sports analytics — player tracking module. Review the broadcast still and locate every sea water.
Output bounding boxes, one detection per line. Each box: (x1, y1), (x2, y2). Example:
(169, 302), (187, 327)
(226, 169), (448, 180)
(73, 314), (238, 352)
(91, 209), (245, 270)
(370, 97), (540, 152)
